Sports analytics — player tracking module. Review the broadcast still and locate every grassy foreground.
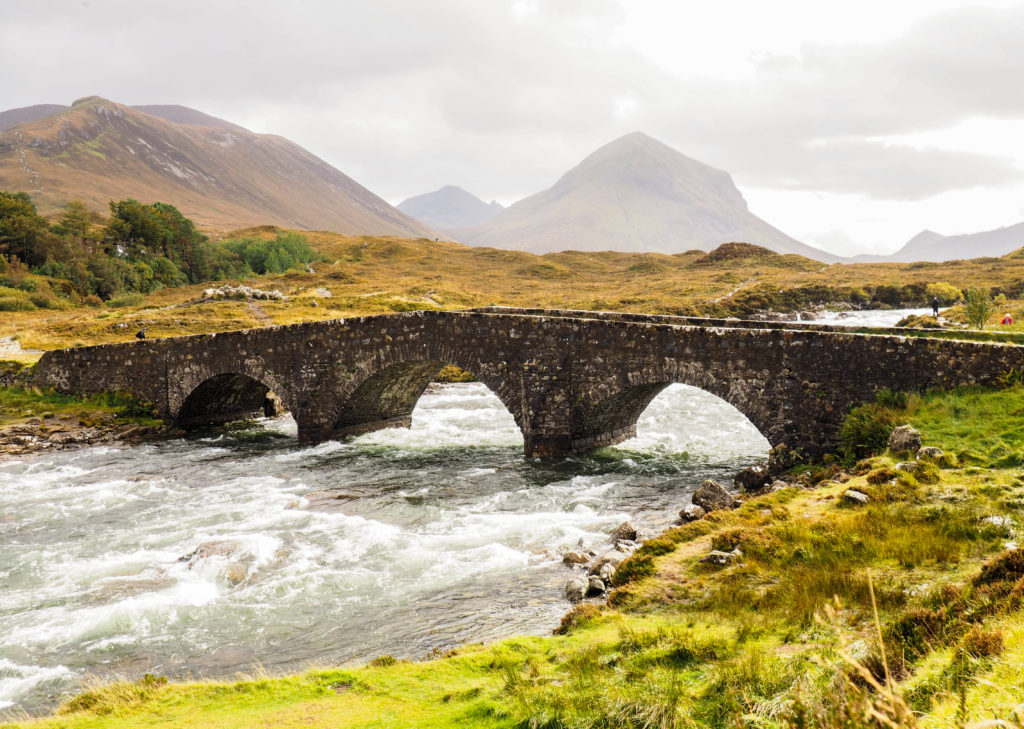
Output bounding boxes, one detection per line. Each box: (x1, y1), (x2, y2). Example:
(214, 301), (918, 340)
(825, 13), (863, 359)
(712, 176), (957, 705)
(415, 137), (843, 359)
(4, 385), (1024, 728)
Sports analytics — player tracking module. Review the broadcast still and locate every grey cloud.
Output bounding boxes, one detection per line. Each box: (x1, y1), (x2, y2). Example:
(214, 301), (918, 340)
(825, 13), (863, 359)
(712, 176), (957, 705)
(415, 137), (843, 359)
(757, 141), (1024, 200)
(1, 2), (1024, 203)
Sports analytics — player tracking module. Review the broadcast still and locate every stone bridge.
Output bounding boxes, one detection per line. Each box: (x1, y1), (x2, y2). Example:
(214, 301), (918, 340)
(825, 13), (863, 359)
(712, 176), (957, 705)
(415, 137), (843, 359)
(33, 308), (1024, 459)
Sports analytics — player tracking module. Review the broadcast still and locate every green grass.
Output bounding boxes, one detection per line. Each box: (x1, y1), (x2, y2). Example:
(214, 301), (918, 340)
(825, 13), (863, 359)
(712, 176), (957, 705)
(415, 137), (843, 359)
(0, 378), (160, 427)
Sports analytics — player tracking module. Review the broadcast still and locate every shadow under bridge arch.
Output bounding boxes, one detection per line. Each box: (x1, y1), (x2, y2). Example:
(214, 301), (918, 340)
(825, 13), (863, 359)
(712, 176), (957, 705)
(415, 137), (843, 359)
(175, 372), (292, 429)
(327, 359), (525, 442)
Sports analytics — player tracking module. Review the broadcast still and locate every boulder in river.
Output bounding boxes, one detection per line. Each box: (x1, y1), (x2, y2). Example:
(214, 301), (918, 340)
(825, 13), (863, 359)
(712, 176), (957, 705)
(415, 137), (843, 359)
(178, 540), (240, 564)
(593, 561), (617, 583)
(563, 550), (591, 566)
(692, 480), (736, 512)
(888, 424), (922, 454)
(564, 576), (589, 603)
(588, 554), (623, 577)
(609, 521), (637, 542)
(734, 464), (770, 492)
(586, 576), (606, 596)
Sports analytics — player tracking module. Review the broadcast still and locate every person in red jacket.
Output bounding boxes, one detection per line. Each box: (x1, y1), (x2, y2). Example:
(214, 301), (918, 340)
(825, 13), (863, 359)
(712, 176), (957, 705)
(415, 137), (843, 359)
(1002, 313), (1014, 326)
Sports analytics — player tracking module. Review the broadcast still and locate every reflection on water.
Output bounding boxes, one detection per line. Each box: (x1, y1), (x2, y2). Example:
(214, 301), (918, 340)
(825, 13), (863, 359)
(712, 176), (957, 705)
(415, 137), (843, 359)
(0, 382), (769, 712)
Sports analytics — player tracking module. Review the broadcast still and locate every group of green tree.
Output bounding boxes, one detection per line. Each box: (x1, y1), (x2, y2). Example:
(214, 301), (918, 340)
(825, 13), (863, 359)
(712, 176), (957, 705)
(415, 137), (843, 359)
(0, 191), (321, 306)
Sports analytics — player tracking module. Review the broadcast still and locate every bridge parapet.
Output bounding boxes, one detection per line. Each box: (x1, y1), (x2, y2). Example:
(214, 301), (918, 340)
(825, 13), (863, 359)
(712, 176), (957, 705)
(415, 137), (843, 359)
(34, 309), (1024, 459)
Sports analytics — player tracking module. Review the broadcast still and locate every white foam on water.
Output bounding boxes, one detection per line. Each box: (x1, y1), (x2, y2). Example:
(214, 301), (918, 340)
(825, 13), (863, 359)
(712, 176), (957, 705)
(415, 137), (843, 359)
(0, 659), (73, 710)
(802, 307), (932, 328)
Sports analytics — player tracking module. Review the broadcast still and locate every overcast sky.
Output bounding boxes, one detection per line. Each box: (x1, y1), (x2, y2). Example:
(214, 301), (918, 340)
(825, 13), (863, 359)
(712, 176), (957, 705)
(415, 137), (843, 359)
(3, 0), (1024, 255)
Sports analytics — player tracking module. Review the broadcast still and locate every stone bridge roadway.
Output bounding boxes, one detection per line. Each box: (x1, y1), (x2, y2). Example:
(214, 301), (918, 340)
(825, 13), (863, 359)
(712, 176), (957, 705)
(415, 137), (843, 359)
(33, 307), (1024, 459)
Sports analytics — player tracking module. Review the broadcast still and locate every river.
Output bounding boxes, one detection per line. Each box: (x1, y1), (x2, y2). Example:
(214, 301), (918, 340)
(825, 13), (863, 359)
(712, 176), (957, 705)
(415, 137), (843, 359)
(0, 381), (773, 714)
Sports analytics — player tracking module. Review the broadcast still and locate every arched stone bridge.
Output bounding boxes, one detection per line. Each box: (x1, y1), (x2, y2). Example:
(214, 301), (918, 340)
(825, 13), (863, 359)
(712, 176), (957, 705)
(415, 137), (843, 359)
(33, 308), (1024, 459)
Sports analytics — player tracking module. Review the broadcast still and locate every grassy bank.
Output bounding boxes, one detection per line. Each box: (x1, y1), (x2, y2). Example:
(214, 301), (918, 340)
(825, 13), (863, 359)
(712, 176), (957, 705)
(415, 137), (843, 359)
(4, 385), (1024, 728)
(0, 362), (164, 441)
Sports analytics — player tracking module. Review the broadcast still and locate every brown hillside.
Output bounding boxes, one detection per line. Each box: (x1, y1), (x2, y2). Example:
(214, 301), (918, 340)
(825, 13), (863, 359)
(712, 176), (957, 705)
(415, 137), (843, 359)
(0, 97), (440, 237)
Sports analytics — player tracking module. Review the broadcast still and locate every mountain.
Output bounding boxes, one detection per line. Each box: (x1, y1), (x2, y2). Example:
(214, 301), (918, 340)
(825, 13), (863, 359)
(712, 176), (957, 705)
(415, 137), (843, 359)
(451, 132), (839, 262)
(888, 223), (1024, 262)
(397, 185), (504, 229)
(0, 104), (70, 133)
(0, 96), (439, 237)
(130, 105), (248, 132)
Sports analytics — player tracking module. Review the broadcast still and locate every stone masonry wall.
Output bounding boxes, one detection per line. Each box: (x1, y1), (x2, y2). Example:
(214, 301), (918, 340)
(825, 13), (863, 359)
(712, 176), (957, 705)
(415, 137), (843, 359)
(34, 309), (1024, 458)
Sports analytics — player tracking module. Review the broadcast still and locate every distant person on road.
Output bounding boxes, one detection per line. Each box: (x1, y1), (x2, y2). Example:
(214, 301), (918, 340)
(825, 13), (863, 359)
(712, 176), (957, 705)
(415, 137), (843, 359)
(136, 328), (146, 340)
(1002, 313), (1014, 326)
(931, 297), (940, 317)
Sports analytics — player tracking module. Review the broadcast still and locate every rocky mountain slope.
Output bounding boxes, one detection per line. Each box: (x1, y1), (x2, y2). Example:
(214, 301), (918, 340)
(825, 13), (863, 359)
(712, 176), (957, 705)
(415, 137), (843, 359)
(397, 185), (504, 229)
(0, 97), (439, 237)
(451, 132), (839, 262)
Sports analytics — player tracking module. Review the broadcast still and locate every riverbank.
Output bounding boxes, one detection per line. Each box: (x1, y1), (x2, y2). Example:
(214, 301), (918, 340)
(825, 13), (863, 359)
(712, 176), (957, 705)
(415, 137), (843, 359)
(0, 372), (174, 459)
(3, 384), (1024, 728)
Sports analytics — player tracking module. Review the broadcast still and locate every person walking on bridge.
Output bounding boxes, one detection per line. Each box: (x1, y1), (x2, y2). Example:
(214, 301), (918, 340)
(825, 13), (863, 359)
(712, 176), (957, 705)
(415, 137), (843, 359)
(931, 297), (940, 317)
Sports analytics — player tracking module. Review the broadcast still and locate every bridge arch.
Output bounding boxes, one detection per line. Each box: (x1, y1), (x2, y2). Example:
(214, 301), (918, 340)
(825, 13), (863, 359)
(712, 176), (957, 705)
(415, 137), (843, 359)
(172, 366), (295, 430)
(324, 357), (524, 441)
(574, 369), (779, 453)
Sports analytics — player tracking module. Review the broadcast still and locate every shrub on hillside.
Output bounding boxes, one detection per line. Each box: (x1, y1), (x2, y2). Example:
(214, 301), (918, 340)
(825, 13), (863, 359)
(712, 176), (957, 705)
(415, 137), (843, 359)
(925, 281), (962, 305)
(105, 292), (145, 308)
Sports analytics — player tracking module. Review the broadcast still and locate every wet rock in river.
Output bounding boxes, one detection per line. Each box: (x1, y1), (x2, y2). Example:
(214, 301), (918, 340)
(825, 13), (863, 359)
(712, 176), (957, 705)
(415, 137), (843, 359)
(609, 521), (637, 542)
(587, 576), (606, 596)
(563, 550), (591, 565)
(593, 561), (617, 584)
(588, 554), (623, 577)
(178, 540), (240, 564)
(692, 479), (736, 512)
(734, 464), (770, 492)
(564, 576), (589, 603)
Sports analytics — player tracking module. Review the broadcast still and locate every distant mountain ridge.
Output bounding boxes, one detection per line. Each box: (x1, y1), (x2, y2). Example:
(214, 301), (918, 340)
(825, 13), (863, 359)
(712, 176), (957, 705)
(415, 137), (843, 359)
(851, 223), (1024, 262)
(451, 132), (840, 262)
(0, 104), (70, 133)
(893, 223), (1024, 261)
(397, 185), (504, 229)
(0, 96), (439, 237)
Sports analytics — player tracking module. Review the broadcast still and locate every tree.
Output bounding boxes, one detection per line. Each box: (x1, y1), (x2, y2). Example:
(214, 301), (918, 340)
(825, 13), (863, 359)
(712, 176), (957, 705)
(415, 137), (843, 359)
(964, 287), (996, 330)
(54, 199), (93, 241)
(0, 191), (52, 265)
(925, 281), (962, 305)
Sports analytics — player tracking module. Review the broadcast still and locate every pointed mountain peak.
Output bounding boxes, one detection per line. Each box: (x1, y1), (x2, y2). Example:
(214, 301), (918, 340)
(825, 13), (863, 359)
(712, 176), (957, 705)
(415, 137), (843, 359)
(454, 132), (840, 262)
(398, 185), (504, 229)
